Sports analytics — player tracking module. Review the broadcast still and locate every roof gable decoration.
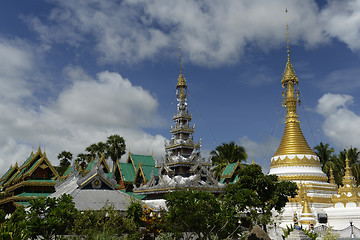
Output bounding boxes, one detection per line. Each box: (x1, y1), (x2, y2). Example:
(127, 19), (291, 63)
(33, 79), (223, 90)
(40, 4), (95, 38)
(84, 154), (111, 175)
(4, 148), (59, 187)
(77, 158), (116, 190)
(24, 154), (59, 180)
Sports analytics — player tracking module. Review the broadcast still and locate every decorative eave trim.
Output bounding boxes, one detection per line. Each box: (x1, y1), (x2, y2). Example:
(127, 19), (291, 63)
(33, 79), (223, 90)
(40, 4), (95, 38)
(5, 180), (56, 193)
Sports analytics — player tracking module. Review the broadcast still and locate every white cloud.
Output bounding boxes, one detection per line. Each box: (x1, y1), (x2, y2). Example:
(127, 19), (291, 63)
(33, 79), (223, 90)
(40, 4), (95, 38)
(317, 93), (360, 149)
(239, 136), (280, 173)
(0, 62), (166, 175)
(320, 0), (360, 51)
(316, 93), (353, 116)
(25, 0), (328, 66)
(0, 38), (36, 101)
(318, 68), (360, 93)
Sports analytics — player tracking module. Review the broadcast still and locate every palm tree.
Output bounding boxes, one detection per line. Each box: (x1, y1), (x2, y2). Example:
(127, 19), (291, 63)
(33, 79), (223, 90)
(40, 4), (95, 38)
(210, 141), (247, 180)
(57, 151), (73, 167)
(57, 151), (73, 175)
(313, 142), (335, 167)
(314, 142), (345, 185)
(85, 142), (107, 159)
(75, 153), (91, 171)
(106, 135), (126, 171)
(339, 147), (360, 185)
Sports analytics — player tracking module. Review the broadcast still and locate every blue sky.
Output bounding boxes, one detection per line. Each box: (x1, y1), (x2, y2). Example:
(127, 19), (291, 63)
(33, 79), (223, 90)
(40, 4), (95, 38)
(1, 0), (360, 174)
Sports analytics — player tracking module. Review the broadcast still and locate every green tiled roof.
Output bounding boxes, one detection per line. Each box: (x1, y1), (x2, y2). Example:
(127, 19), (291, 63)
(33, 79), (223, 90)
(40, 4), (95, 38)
(140, 165), (157, 181)
(131, 154), (155, 168)
(26, 157), (44, 175)
(221, 162), (238, 177)
(106, 172), (113, 178)
(85, 160), (95, 171)
(20, 154), (35, 168)
(121, 190), (146, 200)
(220, 178), (225, 184)
(15, 201), (30, 206)
(1, 166), (15, 180)
(231, 175), (239, 183)
(16, 192), (52, 197)
(119, 163), (135, 182)
(62, 166), (72, 177)
(26, 179), (56, 183)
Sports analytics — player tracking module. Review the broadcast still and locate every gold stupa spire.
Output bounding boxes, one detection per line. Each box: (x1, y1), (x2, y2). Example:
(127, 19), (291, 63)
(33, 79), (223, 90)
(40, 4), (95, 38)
(343, 154), (355, 184)
(177, 47), (187, 100)
(332, 154), (360, 207)
(329, 167), (336, 185)
(272, 10), (315, 157)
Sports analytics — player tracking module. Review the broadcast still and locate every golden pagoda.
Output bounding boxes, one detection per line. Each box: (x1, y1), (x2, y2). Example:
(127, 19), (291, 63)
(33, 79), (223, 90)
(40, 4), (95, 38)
(269, 13), (360, 235)
(332, 155), (360, 207)
(269, 19), (337, 205)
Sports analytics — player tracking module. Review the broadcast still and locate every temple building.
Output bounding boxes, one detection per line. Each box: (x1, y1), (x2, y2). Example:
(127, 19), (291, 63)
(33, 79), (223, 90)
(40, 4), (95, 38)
(0, 147), (59, 213)
(269, 34), (360, 237)
(134, 51), (223, 201)
(113, 152), (156, 197)
(50, 156), (136, 211)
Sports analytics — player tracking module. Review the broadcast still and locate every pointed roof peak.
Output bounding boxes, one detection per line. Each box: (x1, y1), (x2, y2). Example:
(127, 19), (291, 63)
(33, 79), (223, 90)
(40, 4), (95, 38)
(177, 47), (186, 90)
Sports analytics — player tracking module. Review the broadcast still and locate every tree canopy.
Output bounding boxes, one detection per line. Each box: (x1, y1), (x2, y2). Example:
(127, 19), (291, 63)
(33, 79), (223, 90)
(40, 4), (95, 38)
(222, 164), (298, 232)
(314, 143), (360, 185)
(210, 141), (247, 179)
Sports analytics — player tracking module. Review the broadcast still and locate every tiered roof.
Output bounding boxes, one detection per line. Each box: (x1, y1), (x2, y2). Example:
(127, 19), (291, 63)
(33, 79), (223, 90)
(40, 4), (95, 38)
(0, 147), (59, 212)
(134, 51), (223, 199)
(50, 156), (137, 211)
(113, 152), (157, 193)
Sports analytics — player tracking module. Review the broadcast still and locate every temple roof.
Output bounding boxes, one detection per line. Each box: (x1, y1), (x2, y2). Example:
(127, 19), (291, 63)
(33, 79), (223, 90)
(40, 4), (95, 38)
(51, 156), (137, 211)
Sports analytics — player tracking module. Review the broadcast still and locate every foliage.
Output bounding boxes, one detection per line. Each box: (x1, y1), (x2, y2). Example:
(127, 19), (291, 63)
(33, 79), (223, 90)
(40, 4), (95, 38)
(322, 227), (340, 240)
(314, 143), (360, 185)
(75, 153), (91, 170)
(86, 142), (107, 159)
(303, 228), (318, 240)
(57, 150), (73, 175)
(165, 190), (222, 239)
(27, 194), (78, 239)
(73, 203), (139, 239)
(210, 141), (247, 179)
(222, 164), (298, 232)
(0, 222), (28, 240)
(282, 225), (294, 239)
(81, 134), (126, 172)
(126, 201), (144, 226)
(106, 134), (126, 170)
(140, 205), (166, 239)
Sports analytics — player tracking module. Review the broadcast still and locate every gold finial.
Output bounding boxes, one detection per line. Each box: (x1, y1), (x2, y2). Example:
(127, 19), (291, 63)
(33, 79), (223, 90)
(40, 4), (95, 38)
(179, 46), (182, 74)
(176, 47), (187, 100)
(285, 9), (290, 57)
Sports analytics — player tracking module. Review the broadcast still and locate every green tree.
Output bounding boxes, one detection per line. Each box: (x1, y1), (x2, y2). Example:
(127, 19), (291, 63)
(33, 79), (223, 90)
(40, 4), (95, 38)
(210, 141), (247, 179)
(222, 164), (298, 232)
(75, 153), (91, 170)
(27, 194), (78, 239)
(313, 142), (335, 167)
(86, 142), (107, 159)
(57, 151), (73, 175)
(314, 143), (343, 185)
(339, 147), (360, 185)
(106, 134), (126, 171)
(165, 190), (222, 239)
